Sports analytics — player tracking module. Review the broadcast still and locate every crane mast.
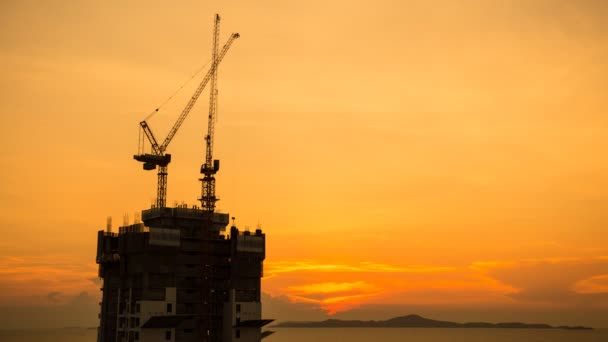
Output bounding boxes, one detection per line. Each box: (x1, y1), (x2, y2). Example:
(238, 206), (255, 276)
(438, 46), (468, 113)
(134, 14), (239, 209)
(200, 14), (221, 212)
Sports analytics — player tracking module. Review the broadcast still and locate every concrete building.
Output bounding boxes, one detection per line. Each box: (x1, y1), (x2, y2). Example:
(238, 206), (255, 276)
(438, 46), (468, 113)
(96, 206), (272, 342)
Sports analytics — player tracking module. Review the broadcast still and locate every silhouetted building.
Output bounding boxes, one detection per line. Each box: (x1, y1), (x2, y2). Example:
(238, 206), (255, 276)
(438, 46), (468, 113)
(96, 206), (271, 342)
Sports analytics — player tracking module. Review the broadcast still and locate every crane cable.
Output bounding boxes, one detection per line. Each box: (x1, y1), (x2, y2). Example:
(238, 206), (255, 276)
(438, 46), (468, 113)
(143, 57), (213, 121)
(138, 57), (212, 154)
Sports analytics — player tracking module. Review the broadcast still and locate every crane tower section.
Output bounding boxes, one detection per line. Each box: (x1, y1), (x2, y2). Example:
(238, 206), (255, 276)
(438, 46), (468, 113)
(200, 13), (222, 212)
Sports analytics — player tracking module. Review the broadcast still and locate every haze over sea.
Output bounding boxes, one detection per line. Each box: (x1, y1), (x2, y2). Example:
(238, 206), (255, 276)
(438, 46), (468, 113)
(2, 328), (608, 342)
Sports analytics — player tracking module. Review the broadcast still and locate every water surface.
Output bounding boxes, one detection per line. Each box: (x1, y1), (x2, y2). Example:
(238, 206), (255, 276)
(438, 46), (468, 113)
(1, 327), (607, 342)
(269, 327), (608, 342)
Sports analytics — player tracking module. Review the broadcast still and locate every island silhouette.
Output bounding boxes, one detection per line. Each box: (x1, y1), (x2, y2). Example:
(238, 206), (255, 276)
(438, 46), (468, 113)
(273, 314), (592, 330)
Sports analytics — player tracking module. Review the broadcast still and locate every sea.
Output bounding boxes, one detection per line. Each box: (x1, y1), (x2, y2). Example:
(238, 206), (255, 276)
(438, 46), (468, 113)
(1, 327), (607, 342)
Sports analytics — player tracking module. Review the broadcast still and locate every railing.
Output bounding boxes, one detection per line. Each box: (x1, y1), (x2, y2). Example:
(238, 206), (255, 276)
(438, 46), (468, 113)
(119, 223), (148, 234)
(141, 206), (229, 223)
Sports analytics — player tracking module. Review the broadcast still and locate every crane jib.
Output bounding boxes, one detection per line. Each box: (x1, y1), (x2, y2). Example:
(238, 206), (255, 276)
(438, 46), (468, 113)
(136, 33), (240, 160)
(159, 32), (240, 152)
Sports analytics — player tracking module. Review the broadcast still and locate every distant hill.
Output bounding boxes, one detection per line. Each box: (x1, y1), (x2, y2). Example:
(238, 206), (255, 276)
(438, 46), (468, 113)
(274, 314), (592, 330)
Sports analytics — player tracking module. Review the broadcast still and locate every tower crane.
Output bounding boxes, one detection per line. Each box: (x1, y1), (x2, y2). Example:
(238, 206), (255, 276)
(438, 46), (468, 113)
(199, 14), (222, 213)
(134, 15), (239, 208)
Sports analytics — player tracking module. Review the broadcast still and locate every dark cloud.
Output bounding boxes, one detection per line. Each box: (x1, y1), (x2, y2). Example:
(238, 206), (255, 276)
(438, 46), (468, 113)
(482, 258), (608, 307)
(88, 277), (102, 286)
(46, 291), (63, 303)
(0, 292), (98, 329)
(262, 292), (326, 322)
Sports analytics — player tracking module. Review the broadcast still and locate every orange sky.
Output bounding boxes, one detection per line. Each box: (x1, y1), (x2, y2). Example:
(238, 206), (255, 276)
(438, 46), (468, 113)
(1, 0), (607, 328)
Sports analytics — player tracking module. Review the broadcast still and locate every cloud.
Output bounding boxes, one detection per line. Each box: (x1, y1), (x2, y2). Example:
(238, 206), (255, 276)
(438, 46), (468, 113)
(573, 274), (608, 294)
(0, 255), (99, 306)
(0, 291), (98, 329)
(47, 291), (63, 303)
(265, 260), (455, 276)
(88, 277), (102, 285)
(284, 281), (379, 315)
(470, 256), (608, 307)
(264, 261), (363, 276)
(263, 256), (608, 317)
(264, 260), (516, 315)
(287, 281), (374, 295)
(262, 292), (326, 322)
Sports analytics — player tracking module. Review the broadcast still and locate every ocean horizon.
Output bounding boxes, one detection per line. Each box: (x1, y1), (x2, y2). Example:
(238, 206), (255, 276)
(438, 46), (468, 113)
(1, 327), (607, 342)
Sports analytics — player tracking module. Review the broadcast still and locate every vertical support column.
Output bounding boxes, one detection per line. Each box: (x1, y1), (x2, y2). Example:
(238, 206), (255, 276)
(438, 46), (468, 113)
(115, 288), (121, 342)
(157, 165), (168, 208)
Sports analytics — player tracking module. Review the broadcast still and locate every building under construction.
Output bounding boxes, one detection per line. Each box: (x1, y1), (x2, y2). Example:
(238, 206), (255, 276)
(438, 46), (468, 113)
(95, 15), (272, 342)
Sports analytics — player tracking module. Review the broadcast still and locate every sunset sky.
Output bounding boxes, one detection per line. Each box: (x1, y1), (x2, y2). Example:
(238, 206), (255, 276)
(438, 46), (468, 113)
(1, 0), (607, 329)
